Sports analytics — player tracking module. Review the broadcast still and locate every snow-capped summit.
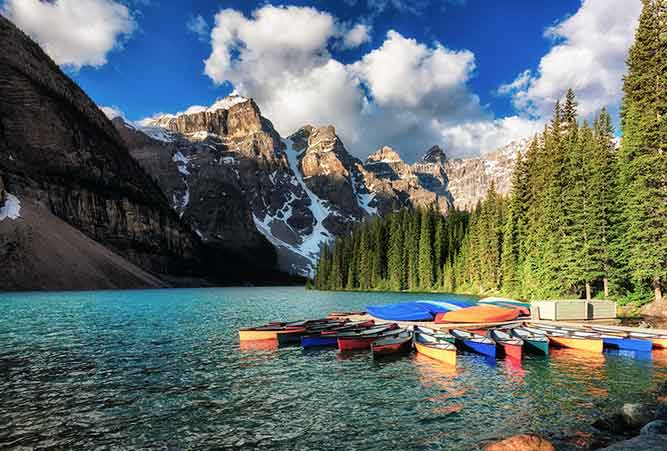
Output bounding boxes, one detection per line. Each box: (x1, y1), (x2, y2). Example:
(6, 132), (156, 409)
(138, 94), (252, 128)
(207, 94), (250, 112)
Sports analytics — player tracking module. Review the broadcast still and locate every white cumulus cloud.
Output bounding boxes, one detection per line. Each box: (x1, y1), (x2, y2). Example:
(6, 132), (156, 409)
(187, 14), (209, 42)
(2, 0), (136, 69)
(343, 23), (371, 48)
(189, 4), (547, 159)
(499, 0), (641, 120)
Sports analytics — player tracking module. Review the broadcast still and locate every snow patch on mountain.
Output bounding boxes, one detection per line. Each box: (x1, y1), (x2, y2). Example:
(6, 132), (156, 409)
(139, 126), (176, 143)
(172, 151), (190, 176)
(251, 138), (335, 277)
(0, 193), (21, 221)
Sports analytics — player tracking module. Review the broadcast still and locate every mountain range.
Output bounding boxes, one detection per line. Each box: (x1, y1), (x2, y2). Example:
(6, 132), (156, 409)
(116, 97), (525, 277)
(0, 15), (527, 289)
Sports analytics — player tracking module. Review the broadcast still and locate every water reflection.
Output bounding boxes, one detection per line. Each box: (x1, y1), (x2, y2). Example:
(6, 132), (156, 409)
(239, 339), (279, 352)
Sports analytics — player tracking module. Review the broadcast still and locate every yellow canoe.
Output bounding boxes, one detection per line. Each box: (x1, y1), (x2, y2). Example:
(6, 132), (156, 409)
(415, 341), (457, 366)
(547, 335), (603, 353)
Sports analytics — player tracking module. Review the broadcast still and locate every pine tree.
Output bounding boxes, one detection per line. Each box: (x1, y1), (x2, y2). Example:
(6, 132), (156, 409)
(387, 213), (405, 291)
(407, 210), (421, 290)
(358, 224), (371, 290)
(433, 209), (445, 286)
(619, 0), (667, 305)
(418, 208), (434, 289)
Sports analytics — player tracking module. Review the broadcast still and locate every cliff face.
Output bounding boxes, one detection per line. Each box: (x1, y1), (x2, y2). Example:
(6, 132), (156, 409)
(113, 115), (279, 275)
(0, 15), (199, 279)
(443, 139), (525, 210)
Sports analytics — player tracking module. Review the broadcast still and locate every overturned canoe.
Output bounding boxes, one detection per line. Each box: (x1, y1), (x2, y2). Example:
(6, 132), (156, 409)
(366, 299), (469, 321)
(366, 302), (435, 321)
(414, 332), (457, 366)
(479, 298), (530, 308)
(450, 329), (496, 358)
(436, 305), (521, 324)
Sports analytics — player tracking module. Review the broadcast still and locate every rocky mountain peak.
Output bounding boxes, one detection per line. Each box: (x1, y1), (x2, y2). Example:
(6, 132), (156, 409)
(139, 94), (263, 139)
(422, 145), (447, 164)
(366, 146), (403, 164)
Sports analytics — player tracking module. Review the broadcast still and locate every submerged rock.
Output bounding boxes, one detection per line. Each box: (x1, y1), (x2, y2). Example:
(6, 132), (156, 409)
(621, 403), (655, 430)
(594, 403), (656, 433)
(641, 420), (667, 436)
(482, 434), (555, 451)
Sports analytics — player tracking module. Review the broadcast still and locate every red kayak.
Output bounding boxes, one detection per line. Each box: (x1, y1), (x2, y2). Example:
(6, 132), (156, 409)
(489, 329), (523, 359)
(337, 324), (399, 352)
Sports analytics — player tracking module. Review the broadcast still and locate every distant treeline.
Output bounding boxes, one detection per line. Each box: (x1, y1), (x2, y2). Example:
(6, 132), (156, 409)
(315, 3), (667, 304)
(313, 207), (469, 292)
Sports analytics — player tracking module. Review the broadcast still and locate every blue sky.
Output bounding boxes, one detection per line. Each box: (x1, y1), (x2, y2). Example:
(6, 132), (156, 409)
(71, 0), (580, 121)
(2, 0), (641, 159)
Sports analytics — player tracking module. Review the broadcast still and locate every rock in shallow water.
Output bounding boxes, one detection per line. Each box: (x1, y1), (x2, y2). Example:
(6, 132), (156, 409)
(621, 403), (655, 430)
(482, 434), (555, 451)
(641, 420), (667, 436)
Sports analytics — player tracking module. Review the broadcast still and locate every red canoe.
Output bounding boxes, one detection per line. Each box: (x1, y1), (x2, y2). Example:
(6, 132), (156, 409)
(489, 329), (523, 359)
(337, 324), (399, 352)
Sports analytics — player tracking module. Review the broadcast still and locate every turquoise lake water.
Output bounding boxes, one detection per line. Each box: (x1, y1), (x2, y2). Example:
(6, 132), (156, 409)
(1, 287), (666, 450)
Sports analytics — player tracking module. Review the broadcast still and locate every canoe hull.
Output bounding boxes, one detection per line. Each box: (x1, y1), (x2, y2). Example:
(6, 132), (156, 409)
(301, 335), (339, 348)
(602, 337), (653, 352)
(415, 342), (457, 366)
(436, 305), (520, 324)
(548, 336), (603, 353)
(459, 339), (496, 358)
(338, 336), (377, 352)
(372, 339), (412, 357)
(498, 342), (522, 359)
(239, 328), (306, 342)
(523, 338), (549, 355)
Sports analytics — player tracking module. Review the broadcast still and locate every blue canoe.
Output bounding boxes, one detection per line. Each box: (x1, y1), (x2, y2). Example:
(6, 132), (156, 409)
(601, 336), (653, 352)
(366, 300), (471, 321)
(451, 329), (497, 358)
(301, 335), (339, 348)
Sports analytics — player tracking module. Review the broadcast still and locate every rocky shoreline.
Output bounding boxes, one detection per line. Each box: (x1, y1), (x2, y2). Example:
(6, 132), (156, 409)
(481, 381), (667, 450)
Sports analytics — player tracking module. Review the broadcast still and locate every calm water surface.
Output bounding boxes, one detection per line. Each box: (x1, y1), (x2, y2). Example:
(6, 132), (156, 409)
(1, 287), (665, 450)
